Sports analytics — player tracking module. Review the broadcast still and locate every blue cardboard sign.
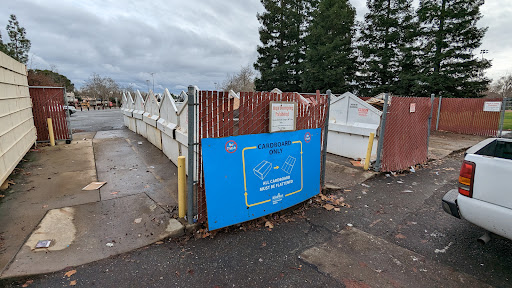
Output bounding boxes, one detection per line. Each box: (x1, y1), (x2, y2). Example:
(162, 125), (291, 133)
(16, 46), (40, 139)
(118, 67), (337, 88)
(201, 128), (321, 230)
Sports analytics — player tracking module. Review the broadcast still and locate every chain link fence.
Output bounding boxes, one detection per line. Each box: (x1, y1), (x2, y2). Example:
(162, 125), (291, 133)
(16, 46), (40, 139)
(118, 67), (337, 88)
(432, 97), (503, 137)
(377, 96), (432, 172)
(375, 95), (509, 172)
(194, 91), (329, 223)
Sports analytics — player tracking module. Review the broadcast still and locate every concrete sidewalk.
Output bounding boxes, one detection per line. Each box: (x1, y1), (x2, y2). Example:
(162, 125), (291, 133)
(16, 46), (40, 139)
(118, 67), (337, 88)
(324, 131), (486, 189)
(0, 129), (184, 278)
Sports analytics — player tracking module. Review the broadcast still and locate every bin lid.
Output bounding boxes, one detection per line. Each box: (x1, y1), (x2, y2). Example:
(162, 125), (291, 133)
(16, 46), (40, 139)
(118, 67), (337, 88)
(330, 92), (382, 125)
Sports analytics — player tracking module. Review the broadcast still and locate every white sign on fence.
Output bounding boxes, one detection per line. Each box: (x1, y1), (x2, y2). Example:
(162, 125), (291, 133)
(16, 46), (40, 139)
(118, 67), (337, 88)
(483, 101), (502, 112)
(269, 101), (297, 132)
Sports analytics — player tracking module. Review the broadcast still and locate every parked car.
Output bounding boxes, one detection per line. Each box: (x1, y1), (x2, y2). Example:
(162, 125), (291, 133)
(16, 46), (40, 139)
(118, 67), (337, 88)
(64, 105), (77, 115)
(442, 138), (512, 243)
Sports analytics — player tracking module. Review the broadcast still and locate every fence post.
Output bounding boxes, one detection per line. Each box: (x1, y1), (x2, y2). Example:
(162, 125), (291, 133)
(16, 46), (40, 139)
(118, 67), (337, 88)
(436, 96), (442, 131)
(187, 85), (195, 224)
(320, 90), (331, 189)
(374, 93), (389, 172)
(499, 96), (507, 137)
(427, 93), (435, 151)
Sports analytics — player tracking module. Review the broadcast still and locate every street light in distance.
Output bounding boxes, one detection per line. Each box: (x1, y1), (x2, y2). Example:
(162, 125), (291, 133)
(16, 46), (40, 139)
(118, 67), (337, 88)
(480, 49), (489, 60)
(150, 72), (155, 92)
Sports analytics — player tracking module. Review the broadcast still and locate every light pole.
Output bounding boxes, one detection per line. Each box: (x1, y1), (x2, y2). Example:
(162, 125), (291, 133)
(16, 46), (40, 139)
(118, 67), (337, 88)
(479, 50), (489, 78)
(146, 80), (150, 93)
(150, 72), (155, 92)
(480, 49), (488, 61)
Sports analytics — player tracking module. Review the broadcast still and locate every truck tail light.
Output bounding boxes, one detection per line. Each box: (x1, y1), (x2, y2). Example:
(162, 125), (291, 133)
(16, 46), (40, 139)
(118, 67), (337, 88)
(458, 160), (475, 198)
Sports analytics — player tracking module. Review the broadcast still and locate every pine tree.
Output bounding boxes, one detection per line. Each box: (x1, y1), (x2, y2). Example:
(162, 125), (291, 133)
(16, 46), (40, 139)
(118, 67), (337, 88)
(254, 0), (315, 92)
(0, 32), (7, 54)
(357, 0), (419, 97)
(6, 14), (31, 64)
(417, 0), (490, 98)
(301, 0), (357, 93)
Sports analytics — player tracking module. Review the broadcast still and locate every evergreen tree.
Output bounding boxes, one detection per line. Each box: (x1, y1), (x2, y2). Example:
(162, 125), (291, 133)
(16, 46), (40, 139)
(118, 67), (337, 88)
(357, 0), (419, 97)
(417, 0), (490, 98)
(28, 69), (75, 92)
(254, 0), (315, 92)
(301, 0), (357, 93)
(0, 32), (7, 54)
(6, 14), (31, 64)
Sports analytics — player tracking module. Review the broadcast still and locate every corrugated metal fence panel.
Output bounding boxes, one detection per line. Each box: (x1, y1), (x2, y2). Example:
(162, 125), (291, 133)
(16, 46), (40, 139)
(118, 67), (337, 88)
(0, 51), (37, 185)
(29, 87), (71, 142)
(432, 98), (501, 137)
(381, 97), (431, 172)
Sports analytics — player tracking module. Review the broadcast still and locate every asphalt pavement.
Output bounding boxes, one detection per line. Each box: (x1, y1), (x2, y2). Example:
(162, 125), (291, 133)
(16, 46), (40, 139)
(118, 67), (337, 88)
(2, 150), (511, 287)
(70, 108), (124, 133)
(1, 109), (510, 287)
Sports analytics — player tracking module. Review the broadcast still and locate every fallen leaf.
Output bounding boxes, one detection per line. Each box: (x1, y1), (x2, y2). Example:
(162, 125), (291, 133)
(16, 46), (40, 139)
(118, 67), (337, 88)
(0, 195), (4, 198)
(334, 207), (341, 212)
(110, 192), (119, 195)
(395, 233), (407, 239)
(187, 269), (195, 275)
(70, 280), (77, 286)
(344, 189), (351, 192)
(261, 241), (267, 247)
(42, 205), (48, 208)
(134, 218), (142, 224)
(21, 280), (33, 287)
(175, 271), (180, 277)
(144, 185), (150, 188)
(155, 241), (163, 245)
(323, 204), (335, 211)
(265, 221), (274, 229)
(64, 270), (77, 278)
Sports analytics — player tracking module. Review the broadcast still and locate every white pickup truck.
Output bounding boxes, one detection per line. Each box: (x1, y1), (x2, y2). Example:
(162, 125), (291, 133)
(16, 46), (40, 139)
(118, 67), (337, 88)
(442, 137), (512, 243)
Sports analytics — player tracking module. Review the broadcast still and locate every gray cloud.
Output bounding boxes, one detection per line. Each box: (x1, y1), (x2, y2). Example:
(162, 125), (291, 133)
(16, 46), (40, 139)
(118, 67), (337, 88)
(0, 0), (509, 94)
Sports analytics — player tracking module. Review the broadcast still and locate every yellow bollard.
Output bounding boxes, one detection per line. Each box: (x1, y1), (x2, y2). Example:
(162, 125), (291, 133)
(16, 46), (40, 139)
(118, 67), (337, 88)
(47, 118), (55, 146)
(178, 156), (186, 218)
(364, 133), (375, 171)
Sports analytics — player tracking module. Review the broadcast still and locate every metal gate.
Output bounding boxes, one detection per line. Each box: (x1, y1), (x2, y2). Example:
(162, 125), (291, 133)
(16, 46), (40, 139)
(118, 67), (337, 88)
(191, 89), (331, 223)
(29, 86), (72, 142)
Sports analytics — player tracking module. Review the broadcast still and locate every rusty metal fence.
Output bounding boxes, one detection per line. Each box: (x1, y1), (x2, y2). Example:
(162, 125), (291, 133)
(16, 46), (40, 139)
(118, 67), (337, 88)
(29, 87), (72, 142)
(194, 90), (330, 223)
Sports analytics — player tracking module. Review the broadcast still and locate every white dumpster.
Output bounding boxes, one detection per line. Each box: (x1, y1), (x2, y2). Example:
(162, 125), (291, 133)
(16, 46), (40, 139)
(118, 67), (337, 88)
(327, 92), (382, 160)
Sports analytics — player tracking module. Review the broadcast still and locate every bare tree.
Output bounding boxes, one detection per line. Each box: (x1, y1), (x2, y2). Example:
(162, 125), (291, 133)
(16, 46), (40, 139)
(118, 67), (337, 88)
(220, 65), (256, 92)
(82, 73), (120, 104)
(490, 74), (512, 98)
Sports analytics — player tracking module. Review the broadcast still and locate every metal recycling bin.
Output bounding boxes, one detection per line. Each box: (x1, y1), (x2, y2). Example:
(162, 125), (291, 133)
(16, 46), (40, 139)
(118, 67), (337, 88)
(327, 92), (382, 160)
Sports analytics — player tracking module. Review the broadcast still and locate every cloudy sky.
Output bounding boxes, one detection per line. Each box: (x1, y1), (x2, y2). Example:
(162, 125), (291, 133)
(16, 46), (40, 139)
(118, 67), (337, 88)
(1, 0), (510, 94)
